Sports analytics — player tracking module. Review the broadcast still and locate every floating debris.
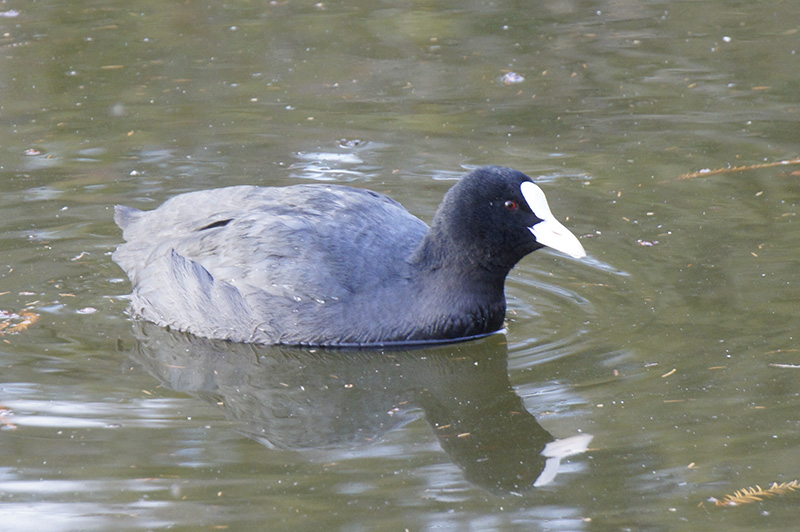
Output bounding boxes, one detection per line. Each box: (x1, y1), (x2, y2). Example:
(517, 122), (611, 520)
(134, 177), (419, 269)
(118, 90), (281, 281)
(0, 309), (40, 335)
(0, 406), (17, 430)
(338, 138), (363, 148)
(706, 480), (800, 507)
(502, 72), (525, 85)
(675, 157), (800, 181)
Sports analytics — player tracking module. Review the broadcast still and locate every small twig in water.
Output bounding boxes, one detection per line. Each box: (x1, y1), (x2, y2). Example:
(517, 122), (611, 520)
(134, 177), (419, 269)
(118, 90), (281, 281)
(674, 157), (800, 181)
(707, 480), (800, 507)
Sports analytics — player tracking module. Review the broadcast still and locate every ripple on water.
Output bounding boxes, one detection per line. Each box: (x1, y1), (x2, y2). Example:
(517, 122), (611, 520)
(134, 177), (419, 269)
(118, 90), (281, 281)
(288, 148), (381, 182)
(2, 396), (189, 430)
(505, 249), (632, 373)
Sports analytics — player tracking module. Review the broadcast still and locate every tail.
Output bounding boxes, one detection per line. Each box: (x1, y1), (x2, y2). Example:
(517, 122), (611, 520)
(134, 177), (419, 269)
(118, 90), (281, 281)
(114, 205), (142, 232)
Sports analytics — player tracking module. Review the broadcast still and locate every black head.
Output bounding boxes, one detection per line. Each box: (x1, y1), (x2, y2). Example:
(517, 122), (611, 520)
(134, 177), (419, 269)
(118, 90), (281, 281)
(425, 166), (585, 275)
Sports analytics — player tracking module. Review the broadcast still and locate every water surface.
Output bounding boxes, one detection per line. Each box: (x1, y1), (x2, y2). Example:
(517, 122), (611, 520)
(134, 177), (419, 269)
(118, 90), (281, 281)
(1, 1), (799, 531)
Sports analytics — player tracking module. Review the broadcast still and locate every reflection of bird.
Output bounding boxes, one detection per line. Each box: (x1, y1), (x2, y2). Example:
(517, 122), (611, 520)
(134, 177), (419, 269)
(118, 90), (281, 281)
(129, 323), (590, 494)
(114, 166), (585, 347)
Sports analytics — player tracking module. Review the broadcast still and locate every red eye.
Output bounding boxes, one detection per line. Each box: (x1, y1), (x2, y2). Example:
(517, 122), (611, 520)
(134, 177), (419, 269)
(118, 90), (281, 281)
(504, 200), (518, 211)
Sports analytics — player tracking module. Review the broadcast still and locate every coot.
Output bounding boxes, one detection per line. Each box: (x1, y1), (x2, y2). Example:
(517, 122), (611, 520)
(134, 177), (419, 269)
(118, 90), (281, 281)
(113, 166), (585, 347)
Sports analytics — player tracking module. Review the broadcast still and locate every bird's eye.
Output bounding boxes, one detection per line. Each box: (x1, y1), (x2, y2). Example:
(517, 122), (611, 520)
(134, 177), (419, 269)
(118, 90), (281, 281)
(504, 200), (518, 211)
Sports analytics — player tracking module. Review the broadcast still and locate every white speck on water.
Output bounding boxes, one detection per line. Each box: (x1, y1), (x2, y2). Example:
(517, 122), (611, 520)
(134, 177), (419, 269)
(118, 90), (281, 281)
(502, 72), (525, 85)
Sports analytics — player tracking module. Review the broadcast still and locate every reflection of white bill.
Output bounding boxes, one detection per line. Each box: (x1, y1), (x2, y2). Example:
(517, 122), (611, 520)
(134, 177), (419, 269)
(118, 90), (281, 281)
(534, 433), (594, 487)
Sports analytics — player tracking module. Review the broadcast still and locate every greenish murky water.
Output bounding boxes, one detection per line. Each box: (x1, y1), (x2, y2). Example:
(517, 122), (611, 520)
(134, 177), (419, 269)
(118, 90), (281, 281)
(1, 1), (798, 531)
